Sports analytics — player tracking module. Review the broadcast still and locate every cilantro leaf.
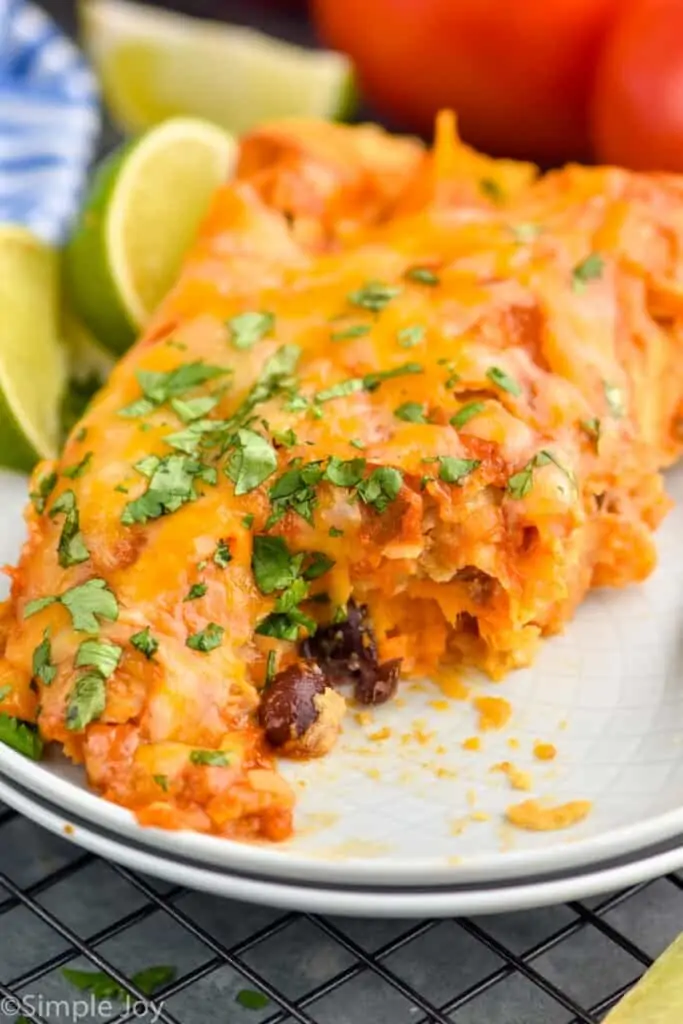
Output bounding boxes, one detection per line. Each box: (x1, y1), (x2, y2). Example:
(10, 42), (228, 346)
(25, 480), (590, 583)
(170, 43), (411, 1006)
(394, 401), (427, 423)
(32, 629), (56, 686)
(49, 490), (90, 568)
(29, 470), (57, 515)
(0, 714), (43, 760)
(329, 526), (344, 538)
(229, 345), (301, 427)
(66, 672), (106, 731)
(397, 324), (425, 348)
(213, 539), (232, 568)
(0, 685), (11, 702)
(303, 552), (335, 581)
(405, 265), (439, 285)
(170, 395), (219, 423)
(184, 583), (207, 601)
(122, 454), (211, 525)
(450, 401), (485, 430)
(61, 968), (124, 1001)
(236, 990), (270, 1011)
(131, 627), (158, 659)
(331, 324), (371, 342)
(190, 749), (230, 766)
(63, 451), (93, 479)
(324, 456), (366, 487)
(61, 579), (119, 633)
(122, 361), (228, 417)
(267, 462), (324, 527)
(75, 639), (122, 678)
(581, 417), (601, 449)
(507, 449), (573, 500)
(315, 378), (364, 404)
(153, 774), (169, 791)
(572, 252), (604, 293)
(265, 650), (278, 686)
(362, 362), (423, 392)
(225, 428), (278, 495)
(252, 536), (299, 594)
(227, 311), (274, 350)
(357, 467), (403, 512)
(186, 623), (224, 653)
(347, 280), (402, 312)
(486, 366), (522, 396)
(131, 965), (176, 997)
(24, 595), (57, 619)
(438, 457), (481, 484)
(255, 608), (316, 640)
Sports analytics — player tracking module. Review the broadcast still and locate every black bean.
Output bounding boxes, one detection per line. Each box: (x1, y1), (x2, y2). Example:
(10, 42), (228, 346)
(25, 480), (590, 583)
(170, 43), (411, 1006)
(354, 658), (401, 705)
(259, 663), (327, 748)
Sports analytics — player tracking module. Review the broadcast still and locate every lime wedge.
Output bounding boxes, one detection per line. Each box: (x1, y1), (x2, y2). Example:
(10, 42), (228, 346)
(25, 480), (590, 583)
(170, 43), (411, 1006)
(59, 303), (116, 436)
(0, 226), (65, 471)
(63, 117), (237, 354)
(605, 932), (683, 1022)
(80, 0), (357, 137)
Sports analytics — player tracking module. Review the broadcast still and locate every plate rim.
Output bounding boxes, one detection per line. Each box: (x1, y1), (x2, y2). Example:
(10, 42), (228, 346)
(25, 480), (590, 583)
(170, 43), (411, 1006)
(2, 772), (683, 917)
(3, 740), (683, 888)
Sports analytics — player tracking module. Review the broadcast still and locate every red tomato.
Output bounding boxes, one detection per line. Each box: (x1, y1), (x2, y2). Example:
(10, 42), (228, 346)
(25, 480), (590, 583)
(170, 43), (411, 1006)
(312, 0), (621, 163)
(591, 0), (683, 171)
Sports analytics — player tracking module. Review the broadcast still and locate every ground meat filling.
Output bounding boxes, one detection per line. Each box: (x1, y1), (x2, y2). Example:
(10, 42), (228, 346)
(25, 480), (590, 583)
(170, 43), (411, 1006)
(300, 600), (402, 705)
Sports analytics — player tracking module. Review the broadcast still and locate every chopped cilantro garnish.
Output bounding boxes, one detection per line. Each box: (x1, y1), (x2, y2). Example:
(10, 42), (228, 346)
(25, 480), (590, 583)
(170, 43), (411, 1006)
(572, 252), (604, 293)
(25, 578), (118, 633)
(357, 467), (403, 513)
(186, 623), (224, 653)
(347, 280), (402, 312)
(0, 714), (43, 760)
(507, 449), (574, 500)
(405, 265), (439, 286)
(363, 362), (423, 391)
(603, 381), (626, 418)
(252, 535), (301, 594)
(236, 990), (270, 1011)
(230, 344), (301, 428)
(184, 583), (207, 601)
(324, 456), (366, 487)
(480, 177), (504, 202)
(63, 451), (93, 479)
(438, 457), (481, 484)
(329, 526), (344, 538)
(0, 685), (12, 702)
(170, 395), (219, 423)
(227, 310), (274, 350)
(304, 551), (335, 581)
(397, 324), (425, 348)
(131, 627), (158, 659)
(225, 428), (278, 495)
(32, 630), (56, 686)
(49, 490), (90, 569)
(450, 401), (485, 430)
(486, 366), (522, 396)
(75, 638), (122, 678)
(119, 361), (228, 418)
(394, 401), (427, 423)
(331, 324), (371, 342)
(266, 462), (324, 528)
(349, 438), (365, 450)
(242, 513), (255, 529)
(114, 484), (129, 494)
(265, 650), (277, 686)
(66, 672), (106, 731)
(315, 378), (364, 403)
(121, 454), (213, 525)
(29, 470), (57, 515)
(189, 749), (230, 766)
(273, 427), (298, 447)
(255, 608), (315, 640)
(153, 774), (169, 791)
(213, 539), (232, 568)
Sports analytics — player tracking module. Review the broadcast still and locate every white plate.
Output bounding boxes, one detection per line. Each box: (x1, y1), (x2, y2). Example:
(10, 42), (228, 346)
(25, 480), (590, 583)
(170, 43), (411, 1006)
(2, 772), (683, 917)
(3, 466), (683, 892)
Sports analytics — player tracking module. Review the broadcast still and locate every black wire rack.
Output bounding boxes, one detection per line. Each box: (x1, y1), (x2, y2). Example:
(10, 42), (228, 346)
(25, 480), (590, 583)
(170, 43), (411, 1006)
(1, 802), (682, 1024)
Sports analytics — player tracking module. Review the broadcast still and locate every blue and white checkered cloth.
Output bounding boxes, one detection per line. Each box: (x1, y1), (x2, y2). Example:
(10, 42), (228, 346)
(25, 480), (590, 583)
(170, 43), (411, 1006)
(0, 0), (100, 243)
